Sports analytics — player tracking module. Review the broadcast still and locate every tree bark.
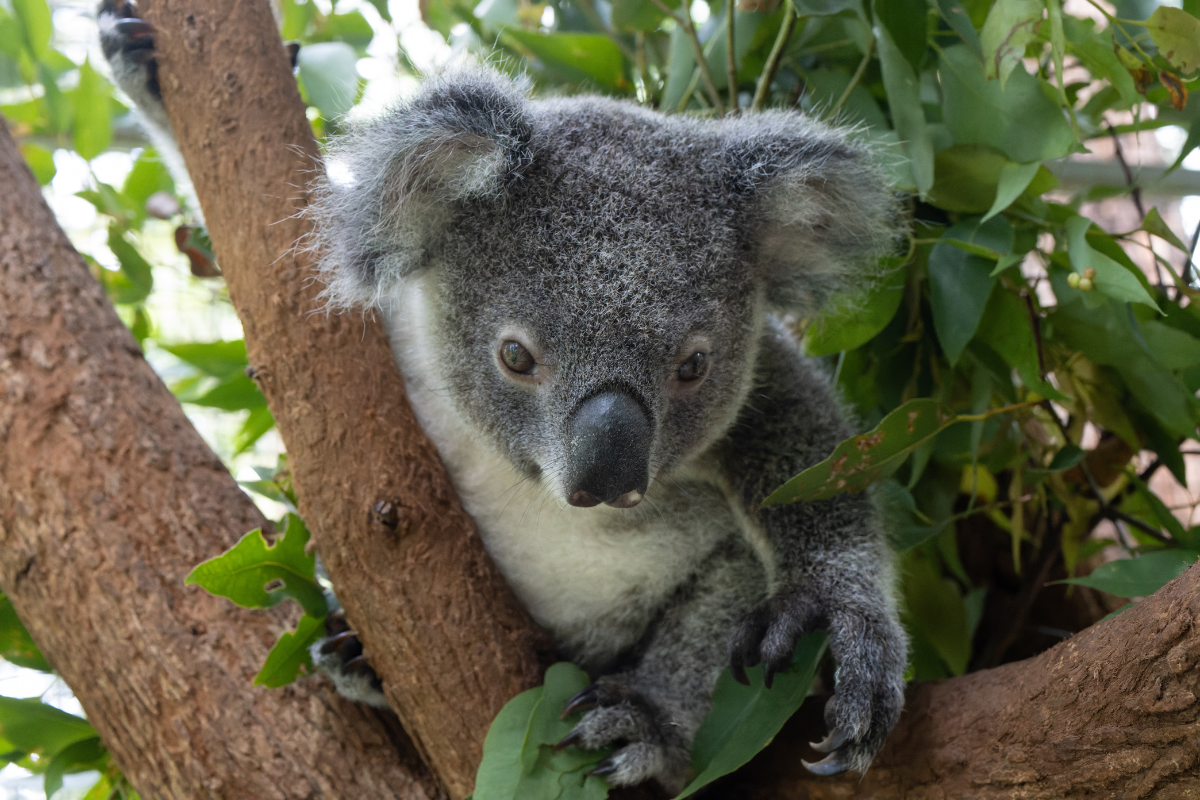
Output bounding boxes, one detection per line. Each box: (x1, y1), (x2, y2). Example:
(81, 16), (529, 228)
(0, 120), (439, 799)
(137, 0), (551, 797)
(721, 562), (1200, 799)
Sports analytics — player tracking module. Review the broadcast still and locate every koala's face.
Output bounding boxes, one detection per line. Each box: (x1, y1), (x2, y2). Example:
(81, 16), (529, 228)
(314, 70), (899, 508)
(430, 146), (764, 506)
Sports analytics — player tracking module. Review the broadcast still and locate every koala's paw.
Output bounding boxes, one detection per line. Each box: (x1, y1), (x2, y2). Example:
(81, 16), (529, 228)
(97, 1), (160, 94)
(309, 611), (391, 709)
(728, 587), (906, 776)
(555, 681), (691, 793)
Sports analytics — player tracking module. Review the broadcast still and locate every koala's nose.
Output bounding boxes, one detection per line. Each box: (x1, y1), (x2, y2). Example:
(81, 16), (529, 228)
(565, 391), (651, 509)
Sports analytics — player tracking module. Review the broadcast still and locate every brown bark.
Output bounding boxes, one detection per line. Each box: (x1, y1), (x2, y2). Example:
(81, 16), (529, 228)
(137, 0), (550, 796)
(721, 562), (1200, 799)
(0, 120), (439, 798)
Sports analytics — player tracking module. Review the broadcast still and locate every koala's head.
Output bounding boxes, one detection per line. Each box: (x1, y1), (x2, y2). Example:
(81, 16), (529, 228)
(313, 67), (900, 509)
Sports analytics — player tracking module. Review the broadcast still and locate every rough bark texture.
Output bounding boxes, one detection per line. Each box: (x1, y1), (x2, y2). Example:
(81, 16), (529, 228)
(0, 120), (439, 799)
(720, 561), (1200, 799)
(138, 1), (551, 796)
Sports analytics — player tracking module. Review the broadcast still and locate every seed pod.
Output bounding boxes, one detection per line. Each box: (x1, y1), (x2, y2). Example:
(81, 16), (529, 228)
(1079, 277), (1094, 292)
(1067, 272), (1081, 288)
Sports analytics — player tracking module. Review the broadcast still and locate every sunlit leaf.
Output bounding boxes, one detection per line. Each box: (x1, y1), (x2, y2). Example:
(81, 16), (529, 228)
(1057, 549), (1199, 598)
(503, 30), (628, 91)
(255, 613), (324, 687)
(0, 698), (95, 758)
(979, 0), (1043, 88)
(106, 226), (153, 304)
(17, 141), (54, 185)
(159, 340), (248, 379)
(43, 737), (107, 799)
(297, 41), (360, 119)
(186, 514), (327, 618)
(71, 59), (112, 160)
(12, 0), (50, 60)
(0, 594), (50, 672)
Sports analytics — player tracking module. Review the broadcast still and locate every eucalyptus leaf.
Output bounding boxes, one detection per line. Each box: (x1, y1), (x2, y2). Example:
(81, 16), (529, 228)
(0, 594), (50, 672)
(0, 697), (96, 758)
(875, 22), (933, 195)
(185, 514), (327, 618)
(674, 633), (828, 798)
(42, 736), (107, 799)
(928, 219), (1001, 365)
(979, 0), (1043, 88)
(255, 612), (324, 688)
(106, 226), (153, 304)
(504, 30), (628, 91)
(1056, 549), (1199, 598)
(71, 59), (112, 160)
(804, 259), (906, 356)
(1065, 216), (1158, 311)
(981, 160), (1040, 222)
(297, 42), (361, 119)
(159, 340), (248, 379)
(1145, 7), (1200, 75)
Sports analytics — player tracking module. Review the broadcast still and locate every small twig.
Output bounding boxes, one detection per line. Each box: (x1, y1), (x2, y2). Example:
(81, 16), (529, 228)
(1139, 457), (1162, 482)
(651, 0), (725, 115)
(1103, 507), (1172, 544)
(829, 34), (874, 118)
(1107, 126), (1155, 288)
(1186, 217), (1200, 287)
(726, 0), (738, 112)
(752, 0), (798, 112)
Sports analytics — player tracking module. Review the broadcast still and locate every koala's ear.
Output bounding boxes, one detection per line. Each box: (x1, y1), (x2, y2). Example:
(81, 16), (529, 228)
(720, 113), (903, 316)
(312, 67), (534, 309)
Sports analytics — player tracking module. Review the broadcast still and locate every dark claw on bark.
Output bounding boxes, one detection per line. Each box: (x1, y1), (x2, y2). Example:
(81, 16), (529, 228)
(588, 756), (617, 776)
(810, 727), (853, 754)
(113, 18), (155, 38)
(554, 731), (583, 752)
(318, 629), (359, 654)
(801, 751), (852, 776)
(561, 686), (598, 719)
(343, 654), (370, 673)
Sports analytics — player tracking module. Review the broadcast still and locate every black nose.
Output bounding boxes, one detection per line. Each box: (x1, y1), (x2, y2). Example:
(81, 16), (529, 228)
(565, 391), (651, 508)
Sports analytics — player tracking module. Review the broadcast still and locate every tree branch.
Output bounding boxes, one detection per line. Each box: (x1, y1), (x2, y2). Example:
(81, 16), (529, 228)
(0, 119), (439, 799)
(138, 0), (551, 796)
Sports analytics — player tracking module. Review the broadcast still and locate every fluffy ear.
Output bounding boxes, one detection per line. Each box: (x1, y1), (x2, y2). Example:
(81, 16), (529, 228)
(311, 67), (534, 309)
(720, 113), (903, 316)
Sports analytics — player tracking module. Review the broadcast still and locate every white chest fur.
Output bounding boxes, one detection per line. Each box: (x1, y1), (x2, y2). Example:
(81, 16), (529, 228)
(381, 274), (739, 665)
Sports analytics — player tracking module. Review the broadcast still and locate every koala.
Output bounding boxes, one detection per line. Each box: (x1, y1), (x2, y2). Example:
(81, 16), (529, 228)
(99, 3), (908, 792)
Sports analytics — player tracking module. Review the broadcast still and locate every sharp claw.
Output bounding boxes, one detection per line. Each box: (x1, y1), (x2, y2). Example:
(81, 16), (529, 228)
(810, 727), (854, 754)
(561, 686), (598, 719)
(343, 654), (370, 673)
(763, 665), (776, 690)
(802, 751), (852, 776)
(319, 630), (359, 654)
(730, 661), (750, 686)
(113, 18), (155, 37)
(554, 731), (583, 752)
(588, 756), (617, 776)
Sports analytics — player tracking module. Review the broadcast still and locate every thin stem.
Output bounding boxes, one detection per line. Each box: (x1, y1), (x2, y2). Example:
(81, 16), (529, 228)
(651, 0), (725, 114)
(829, 34), (874, 118)
(726, 0), (738, 112)
(1186, 215), (1200, 286)
(1022, 292), (1047, 379)
(635, 31), (654, 106)
(752, 0), (799, 112)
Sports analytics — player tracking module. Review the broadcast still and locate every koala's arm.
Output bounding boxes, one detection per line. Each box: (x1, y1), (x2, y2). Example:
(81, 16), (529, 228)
(719, 317), (908, 775)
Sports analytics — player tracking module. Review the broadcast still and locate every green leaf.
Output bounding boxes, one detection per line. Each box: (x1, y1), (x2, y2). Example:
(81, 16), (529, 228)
(106, 226), (153, 304)
(928, 218), (1005, 365)
(1140, 320), (1200, 371)
(43, 737), (107, 799)
(1140, 207), (1190, 254)
(979, 0), (1043, 88)
(159, 340), (248, 379)
(874, 0), (926, 72)
(1065, 216), (1158, 311)
(0, 593), (50, 672)
(255, 613), (324, 688)
(661, 23), (695, 112)
(296, 42), (360, 119)
(121, 149), (174, 214)
(71, 59), (112, 160)
(981, 160), (1040, 221)
(187, 374), (267, 411)
(939, 44), (1076, 163)
(17, 141), (54, 185)
(674, 633), (828, 799)
(12, 0), (50, 60)
(364, 0), (392, 22)
(976, 288), (1068, 400)
(611, 0), (676, 30)
(0, 697), (96, 758)
(37, 60), (69, 133)
(804, 259), (906, 356)
(186, 514), (327, 618)
(1057, 549), (1199, 598)
(935, 0), (984, 57)
(875, 21), (934, 195)
(765, 399), (1027, 505)
(474, 662), (610, 800)
(325, 11), (375, 50)
(235, 405), (276, 455)
(1145, 7), (1200, 75)
(503, 30), (628, 91)
(902, 550), (970, 674)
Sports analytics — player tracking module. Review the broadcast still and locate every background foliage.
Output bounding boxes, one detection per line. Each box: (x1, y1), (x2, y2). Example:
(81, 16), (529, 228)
(2, 0), (1200, 795)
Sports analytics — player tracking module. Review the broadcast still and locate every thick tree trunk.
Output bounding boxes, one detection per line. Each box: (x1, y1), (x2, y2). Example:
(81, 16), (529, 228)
(722, 561), (1200, 799)
(137, 0), (551, 797)
(0, 120), (439, 799)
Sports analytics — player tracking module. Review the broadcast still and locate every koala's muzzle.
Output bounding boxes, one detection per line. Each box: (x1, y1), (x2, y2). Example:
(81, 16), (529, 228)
(565, 391), (652, 509)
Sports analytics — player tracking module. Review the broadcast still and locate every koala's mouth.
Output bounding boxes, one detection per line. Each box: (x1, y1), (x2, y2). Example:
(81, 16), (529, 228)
(563, 389), (653, 509)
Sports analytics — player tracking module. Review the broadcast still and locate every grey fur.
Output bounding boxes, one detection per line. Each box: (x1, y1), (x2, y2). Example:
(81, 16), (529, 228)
(97, 13), (909, 786)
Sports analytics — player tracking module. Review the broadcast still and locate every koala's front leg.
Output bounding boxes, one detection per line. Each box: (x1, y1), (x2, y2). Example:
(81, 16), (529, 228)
(97, 1), (171, 133)
(720, 321), (908, 776)
(558, 539), (767, 794)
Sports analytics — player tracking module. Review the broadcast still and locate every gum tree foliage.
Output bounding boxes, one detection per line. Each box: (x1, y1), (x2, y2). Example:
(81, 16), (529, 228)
(1, 0), (1200, 795)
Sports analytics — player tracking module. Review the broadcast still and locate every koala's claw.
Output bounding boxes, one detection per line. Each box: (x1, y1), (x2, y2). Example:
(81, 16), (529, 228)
(561, 685), (598, 718)
(558, 681), (690, 791)
(811, 727), (854, 754)
(309, 612), (390, 709)
(802, 750), (854, 776)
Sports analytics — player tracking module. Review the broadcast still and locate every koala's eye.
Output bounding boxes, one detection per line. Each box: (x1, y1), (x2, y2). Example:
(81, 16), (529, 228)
(500, 340), (535, 374)
(677, 352), (709, 382)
